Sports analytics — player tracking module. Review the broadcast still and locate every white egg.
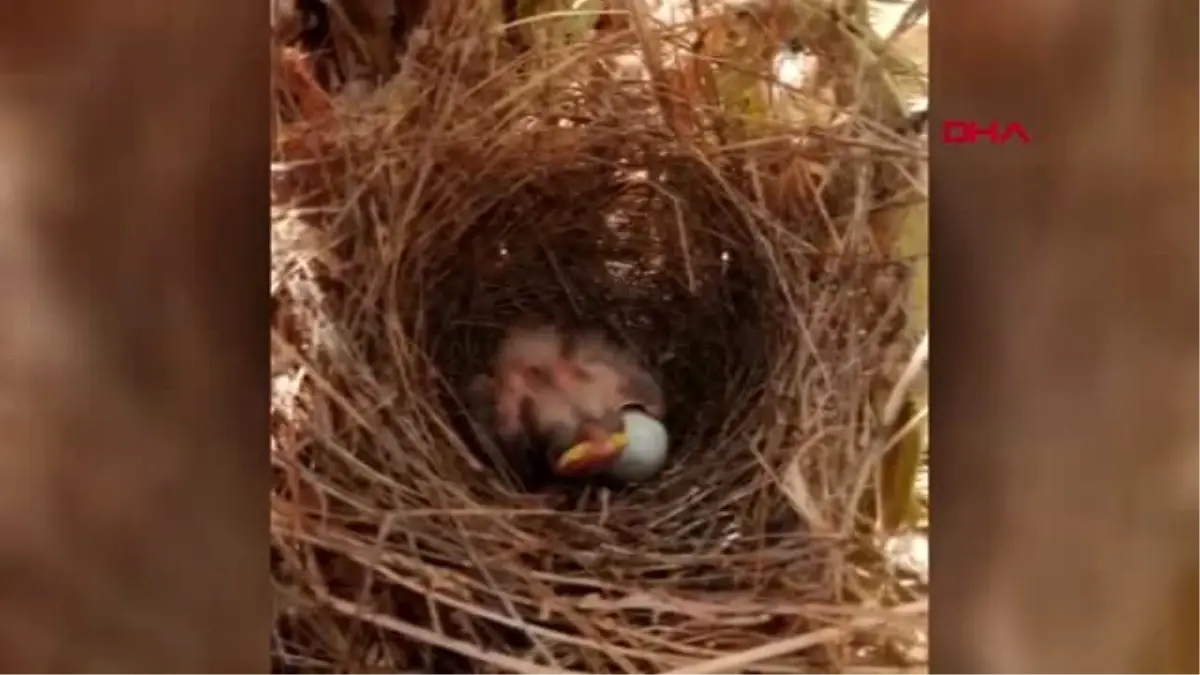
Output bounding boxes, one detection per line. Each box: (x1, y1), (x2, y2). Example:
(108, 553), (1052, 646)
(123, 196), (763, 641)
(607, 410), (669, 483)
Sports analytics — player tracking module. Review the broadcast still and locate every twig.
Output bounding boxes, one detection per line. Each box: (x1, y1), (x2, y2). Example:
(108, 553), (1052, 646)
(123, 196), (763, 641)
(663, 600), (928, 674)
(321, 593), (577, 674)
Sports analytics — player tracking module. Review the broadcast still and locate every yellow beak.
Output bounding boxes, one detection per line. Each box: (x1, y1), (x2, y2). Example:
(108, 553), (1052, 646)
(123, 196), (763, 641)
(555, 432), (629, 474)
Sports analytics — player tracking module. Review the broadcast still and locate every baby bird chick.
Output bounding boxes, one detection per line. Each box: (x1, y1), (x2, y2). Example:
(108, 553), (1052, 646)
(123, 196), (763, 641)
(466, 324), (671, 485)
(486, 324), (577, 445)
(465, 324), (595, 481)
(551, 332), (670, 483)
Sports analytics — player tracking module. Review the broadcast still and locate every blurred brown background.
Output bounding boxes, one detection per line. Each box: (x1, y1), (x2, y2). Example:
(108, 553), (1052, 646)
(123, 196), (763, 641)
(0, 1), (269, 672)
(932, 0), (1198, 672)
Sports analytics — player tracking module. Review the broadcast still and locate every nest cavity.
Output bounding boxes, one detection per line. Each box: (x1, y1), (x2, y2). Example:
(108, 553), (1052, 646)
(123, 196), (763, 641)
(272, 4), (923, 672)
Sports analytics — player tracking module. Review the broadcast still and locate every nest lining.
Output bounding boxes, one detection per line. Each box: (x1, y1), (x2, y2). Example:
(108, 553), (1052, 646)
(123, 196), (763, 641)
(271, 10), (921, 673)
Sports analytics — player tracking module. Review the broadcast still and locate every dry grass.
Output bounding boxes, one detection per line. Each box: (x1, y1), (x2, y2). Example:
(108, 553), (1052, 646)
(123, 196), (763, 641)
(270, 1), (927, 671)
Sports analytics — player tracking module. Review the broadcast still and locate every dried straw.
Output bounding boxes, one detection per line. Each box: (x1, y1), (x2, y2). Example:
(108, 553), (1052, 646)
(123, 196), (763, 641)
(271, 1), (926, 671)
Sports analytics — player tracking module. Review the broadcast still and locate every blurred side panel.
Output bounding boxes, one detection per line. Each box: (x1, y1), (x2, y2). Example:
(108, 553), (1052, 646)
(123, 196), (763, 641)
(0, 1), (270, 672)
(930, 0), (1199, 671)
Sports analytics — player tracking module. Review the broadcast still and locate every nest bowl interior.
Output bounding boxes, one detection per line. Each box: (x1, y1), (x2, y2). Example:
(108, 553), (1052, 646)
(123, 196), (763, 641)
(271, 16), (919, 674)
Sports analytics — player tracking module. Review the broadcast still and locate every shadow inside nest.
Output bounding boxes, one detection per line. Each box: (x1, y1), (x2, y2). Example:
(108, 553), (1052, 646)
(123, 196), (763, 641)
(424, 174), (781, 501)
(437, 218), (767, 491)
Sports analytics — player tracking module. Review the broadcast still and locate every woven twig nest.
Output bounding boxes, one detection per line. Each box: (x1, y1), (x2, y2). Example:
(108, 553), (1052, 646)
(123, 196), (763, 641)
(271, 5), (923, 672)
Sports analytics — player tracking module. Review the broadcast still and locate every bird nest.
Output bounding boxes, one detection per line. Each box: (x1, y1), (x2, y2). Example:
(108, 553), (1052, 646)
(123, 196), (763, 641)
(271, 4), (925, 672)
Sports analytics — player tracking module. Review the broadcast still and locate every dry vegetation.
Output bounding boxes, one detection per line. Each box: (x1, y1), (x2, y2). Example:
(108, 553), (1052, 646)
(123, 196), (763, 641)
(270, 0), (928, 671)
